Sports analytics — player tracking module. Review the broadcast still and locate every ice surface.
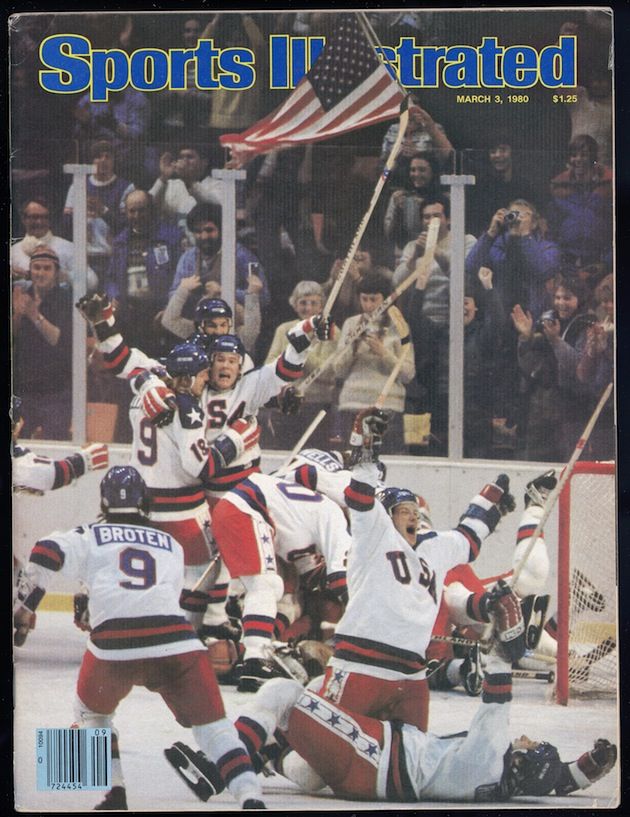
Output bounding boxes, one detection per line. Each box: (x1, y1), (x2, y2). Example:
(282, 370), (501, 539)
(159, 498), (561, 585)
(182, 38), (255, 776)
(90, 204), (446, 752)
(14, 611), (619, 811)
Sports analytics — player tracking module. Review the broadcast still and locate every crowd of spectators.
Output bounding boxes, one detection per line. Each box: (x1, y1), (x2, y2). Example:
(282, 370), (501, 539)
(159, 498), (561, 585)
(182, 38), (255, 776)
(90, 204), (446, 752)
(10, 10), (614, 461)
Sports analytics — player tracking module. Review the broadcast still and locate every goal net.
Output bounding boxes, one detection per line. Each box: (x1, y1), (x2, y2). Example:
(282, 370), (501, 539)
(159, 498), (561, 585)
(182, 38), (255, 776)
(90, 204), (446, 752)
(556, 462), (617, 704)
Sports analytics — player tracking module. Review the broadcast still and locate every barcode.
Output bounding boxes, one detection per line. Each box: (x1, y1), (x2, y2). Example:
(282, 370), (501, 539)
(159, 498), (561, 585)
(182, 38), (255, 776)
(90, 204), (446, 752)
(36, 728), (111, 791)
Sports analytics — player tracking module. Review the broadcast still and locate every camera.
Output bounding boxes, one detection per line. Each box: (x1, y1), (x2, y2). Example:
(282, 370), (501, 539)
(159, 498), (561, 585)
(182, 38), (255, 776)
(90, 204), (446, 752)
(503, 210), (521, 225)
(535, 309), (559, 331)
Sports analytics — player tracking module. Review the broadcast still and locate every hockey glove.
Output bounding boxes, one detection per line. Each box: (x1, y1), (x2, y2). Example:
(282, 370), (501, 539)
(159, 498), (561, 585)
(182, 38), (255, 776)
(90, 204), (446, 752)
(308, 314), (335, 341)
(75, 293), (118, 341)
(479, 474), (516, 518)
(554, 739), (617, 795)
(487, 579), (526, 663)
(139, 381), (177, 427)
(348, 407), (389, 464)
(73, 592), (91, 631)
(278, 385), (304, 416)
(80, 443), (109, 472)
(205, 417), (260, 479)
(230, 417), (261, 451)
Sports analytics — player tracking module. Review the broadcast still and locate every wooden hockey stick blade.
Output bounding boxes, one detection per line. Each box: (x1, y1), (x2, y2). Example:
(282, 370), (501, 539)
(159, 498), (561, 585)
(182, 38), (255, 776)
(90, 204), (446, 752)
(191, 552), (221, 594)
(375, 345), (410, 410)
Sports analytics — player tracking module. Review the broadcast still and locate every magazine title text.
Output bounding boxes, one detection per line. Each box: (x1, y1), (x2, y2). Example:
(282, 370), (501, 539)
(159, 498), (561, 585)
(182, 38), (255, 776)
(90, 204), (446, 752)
(39, 34), (577, 102)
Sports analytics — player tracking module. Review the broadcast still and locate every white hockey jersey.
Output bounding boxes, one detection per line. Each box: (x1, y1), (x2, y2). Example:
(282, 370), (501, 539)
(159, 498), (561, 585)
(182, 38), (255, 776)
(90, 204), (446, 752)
(127, 391), (209, 521)
(196, 353), (307, 497)
(276, 448), (352, 508)
(23, 521), (202, 661)
(221, 473), (350, 581)
(12, 445), (85, 494)
(331, 462), (500, 681)
(392, 699), (509, 801)
(98, 331), (309, 496)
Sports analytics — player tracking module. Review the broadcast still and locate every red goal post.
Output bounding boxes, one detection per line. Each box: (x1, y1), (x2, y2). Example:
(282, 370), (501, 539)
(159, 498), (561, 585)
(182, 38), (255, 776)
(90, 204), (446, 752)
(556, 461), (617, 705)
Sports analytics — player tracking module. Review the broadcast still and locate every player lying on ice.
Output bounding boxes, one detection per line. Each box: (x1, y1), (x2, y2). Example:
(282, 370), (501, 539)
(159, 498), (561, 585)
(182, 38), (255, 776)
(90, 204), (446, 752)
(165, 581), (616, 804)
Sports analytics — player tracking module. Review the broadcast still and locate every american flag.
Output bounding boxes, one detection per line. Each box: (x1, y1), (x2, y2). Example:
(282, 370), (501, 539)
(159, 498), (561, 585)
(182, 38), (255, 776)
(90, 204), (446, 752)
(220, 14), (405, 160)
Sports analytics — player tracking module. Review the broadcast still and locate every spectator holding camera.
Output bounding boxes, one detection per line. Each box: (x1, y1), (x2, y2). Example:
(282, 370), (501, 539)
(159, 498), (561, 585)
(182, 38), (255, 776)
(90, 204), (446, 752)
(465, 199), (562, 319)
(510, 276), (596, 461)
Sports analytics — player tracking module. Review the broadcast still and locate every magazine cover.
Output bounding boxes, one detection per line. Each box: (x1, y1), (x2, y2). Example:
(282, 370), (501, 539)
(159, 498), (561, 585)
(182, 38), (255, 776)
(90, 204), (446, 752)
(10, 7), (618, 811)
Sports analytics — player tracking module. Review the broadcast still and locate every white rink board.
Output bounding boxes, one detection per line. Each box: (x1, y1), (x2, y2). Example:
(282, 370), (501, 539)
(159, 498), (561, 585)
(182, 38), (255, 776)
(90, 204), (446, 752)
(13, 442), (575, 608)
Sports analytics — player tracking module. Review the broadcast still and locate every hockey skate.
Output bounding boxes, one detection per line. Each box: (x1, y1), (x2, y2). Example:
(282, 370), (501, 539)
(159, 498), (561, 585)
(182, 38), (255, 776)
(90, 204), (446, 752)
(94, 785), (128, 810)
(520, 594), (550, 650)
(165, 740), (275, 803)
(164, 741), (224, 801)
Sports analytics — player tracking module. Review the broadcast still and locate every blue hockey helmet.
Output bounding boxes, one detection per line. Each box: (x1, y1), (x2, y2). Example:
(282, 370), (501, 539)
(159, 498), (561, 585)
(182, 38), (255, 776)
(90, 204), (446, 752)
(209, 334), (246, 363)
(377, 486), (418, 517)
(501, 742), (562, 798)
(165, 342), (210, 378)
(100, 466), (150, 517)
(194, 297), (233, 329)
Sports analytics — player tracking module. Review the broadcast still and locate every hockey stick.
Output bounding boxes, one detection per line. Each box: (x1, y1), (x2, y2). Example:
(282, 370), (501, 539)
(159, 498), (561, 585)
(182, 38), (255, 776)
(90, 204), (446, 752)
(191, 552), (221, 594)
(321, 100), (409, 322)
(277, 409), (327, 472)
(513, 669), (555, 683)
(298, 217), (440, 396)
(510, 381), (613, 590)
(375, 345), (411, 410)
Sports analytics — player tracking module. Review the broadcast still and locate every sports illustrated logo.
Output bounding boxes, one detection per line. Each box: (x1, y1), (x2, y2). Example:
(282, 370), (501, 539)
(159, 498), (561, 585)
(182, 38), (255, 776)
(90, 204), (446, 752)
(38, 34), (577, 101)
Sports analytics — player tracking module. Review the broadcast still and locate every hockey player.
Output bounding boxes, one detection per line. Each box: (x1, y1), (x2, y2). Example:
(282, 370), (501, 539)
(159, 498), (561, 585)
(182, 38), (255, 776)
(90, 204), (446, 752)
(428, 470), (559, 694)
(132, 341), (259, 631)
(211, 471), (351, 691)
(313, 407), (517, 731)
(13, 466), (265, 811)
(12, 396), (109, 494)
(165, 595), (616, 804)
(76, 294), (332, 631)
(186, 296), (255, 374)
(75, 293), (332, 499)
